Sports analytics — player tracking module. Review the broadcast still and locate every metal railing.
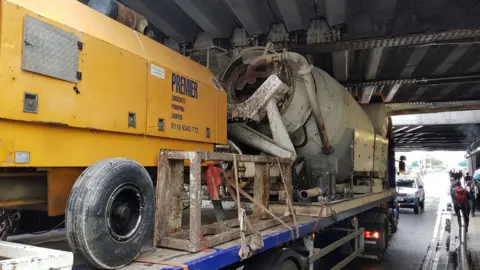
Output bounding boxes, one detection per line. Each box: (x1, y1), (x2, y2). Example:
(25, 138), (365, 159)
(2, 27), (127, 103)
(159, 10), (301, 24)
(458, 210), (469, 270)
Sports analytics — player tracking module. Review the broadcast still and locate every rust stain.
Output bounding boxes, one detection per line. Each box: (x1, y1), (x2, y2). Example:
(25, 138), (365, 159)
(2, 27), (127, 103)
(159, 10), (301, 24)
(31, 120), (69, 127)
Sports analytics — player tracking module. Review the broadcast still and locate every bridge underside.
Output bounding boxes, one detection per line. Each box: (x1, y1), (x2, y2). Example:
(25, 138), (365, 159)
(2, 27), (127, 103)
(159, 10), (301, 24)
(100, 0), (480, 151)
(392, 110), (480, 151)
(115, 0), (480, 104)
(393, 124), (478, 151)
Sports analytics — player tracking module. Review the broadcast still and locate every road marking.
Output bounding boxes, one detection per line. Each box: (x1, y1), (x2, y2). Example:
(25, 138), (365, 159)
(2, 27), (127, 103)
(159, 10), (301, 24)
(421, 175), (451, 270)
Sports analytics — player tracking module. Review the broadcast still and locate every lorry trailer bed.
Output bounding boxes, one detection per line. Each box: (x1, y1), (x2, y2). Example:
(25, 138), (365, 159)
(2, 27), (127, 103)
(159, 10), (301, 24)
(7, 190), (395, 270)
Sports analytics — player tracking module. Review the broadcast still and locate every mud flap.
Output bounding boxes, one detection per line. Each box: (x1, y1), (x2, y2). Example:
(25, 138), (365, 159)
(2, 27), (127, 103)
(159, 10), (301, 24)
(358, 212), (388, 260)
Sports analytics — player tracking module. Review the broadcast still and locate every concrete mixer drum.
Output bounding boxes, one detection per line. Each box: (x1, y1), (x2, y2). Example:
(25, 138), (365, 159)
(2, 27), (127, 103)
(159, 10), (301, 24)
(223, 47), (389, 201)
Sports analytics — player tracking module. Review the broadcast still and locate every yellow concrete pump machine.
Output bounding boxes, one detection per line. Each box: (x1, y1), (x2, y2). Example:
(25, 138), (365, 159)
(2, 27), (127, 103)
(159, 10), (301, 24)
(0, 0), (226, 268)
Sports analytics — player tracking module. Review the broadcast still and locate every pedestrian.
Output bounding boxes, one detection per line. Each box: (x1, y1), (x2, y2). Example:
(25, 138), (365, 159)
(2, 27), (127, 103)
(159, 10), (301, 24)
(449, 168), (455, 181)
(465, 172), (473, 187)
(476, 180), (480, 211)
(466, 180), (478, 217)
(451, 181), (470, 232)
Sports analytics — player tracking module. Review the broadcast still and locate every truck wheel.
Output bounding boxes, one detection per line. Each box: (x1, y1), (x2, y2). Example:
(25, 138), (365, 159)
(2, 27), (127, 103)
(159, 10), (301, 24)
(389, 210), (397, 234)
(279, 260), (299, 270)
(244, 249), (304, 270)
(414, 201), (420, 214)
(66, 158), (154, 269)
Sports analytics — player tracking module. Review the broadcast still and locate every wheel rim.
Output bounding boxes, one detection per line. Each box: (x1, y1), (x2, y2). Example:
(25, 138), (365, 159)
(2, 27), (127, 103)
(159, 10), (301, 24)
(106, 184), (144, 242)
(280, 260), (299, 270)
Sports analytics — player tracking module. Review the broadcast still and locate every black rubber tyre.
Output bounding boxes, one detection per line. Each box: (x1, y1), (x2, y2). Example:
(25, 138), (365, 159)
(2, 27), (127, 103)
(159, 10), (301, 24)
(279, 260), (300, 270)
(419, 197), (425, 210)
(414, 200), (420, 214)
(389, 209), (398, 234)
(244, 249), (303, 270)
(66, 158), (154, 269)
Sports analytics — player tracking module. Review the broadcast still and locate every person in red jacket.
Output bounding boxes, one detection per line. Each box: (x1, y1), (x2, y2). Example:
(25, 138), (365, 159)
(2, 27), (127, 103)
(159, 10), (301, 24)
(451, 181), (470, 232)
(450, 181), (470, 232)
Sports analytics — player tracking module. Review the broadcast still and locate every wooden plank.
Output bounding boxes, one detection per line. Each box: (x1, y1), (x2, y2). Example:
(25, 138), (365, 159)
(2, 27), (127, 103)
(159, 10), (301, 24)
(202, 216), (292, 248)
(283, 163), (293, 201)
(253, 163), (270, 218)
(160, 237), (194, 252)
(161, 150), (189, 160)
(160, 150), (291, 164)
(159, 216), (292, 252)
(154, 151), (172, 247)
(204, 151), (291, 163)
(168, 161), (184, 233)
(169, 218), (240, 239)
(188, 153), (203, 252)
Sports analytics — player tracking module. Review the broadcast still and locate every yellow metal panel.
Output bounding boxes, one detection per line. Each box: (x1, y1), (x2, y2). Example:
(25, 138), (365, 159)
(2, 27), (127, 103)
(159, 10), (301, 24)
(0, 0), (227, 145)
(6, 0), (147, 58)
(137, 33), (223, 144)
(47, 168), (83, 216)
(0, 119), (213, 167)
(145, 62), (218, 143)
(0, 2), (148, 134)
(0, 139), (14, 163)
(135, 33), (218, 87)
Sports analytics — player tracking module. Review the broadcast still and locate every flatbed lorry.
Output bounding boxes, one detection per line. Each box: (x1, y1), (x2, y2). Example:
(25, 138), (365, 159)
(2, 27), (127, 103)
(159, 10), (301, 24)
(4, 189), (396, 270)
(0, 1), (398, 269)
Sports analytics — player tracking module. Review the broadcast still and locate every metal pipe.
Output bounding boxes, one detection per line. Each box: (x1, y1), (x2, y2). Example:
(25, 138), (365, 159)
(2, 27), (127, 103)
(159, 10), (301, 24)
(88, 0), (149, 34)
(458, 211), (469, 270)
(330, 171), (336, 200)
(299, 187), (325, 200)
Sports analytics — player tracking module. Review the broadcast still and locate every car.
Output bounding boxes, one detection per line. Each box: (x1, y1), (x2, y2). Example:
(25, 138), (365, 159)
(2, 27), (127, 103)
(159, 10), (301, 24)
(396, 175), (425, 214)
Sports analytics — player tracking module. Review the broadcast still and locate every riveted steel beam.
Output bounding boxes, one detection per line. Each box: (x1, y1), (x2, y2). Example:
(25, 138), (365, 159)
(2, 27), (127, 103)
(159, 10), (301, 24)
(391, 110), (480, 126)
(387, 100), (480, 115)
(294, 28), (480, 53)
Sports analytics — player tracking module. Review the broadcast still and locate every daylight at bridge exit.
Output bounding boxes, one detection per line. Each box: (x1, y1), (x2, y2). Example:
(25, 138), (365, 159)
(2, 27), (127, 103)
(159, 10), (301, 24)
(4, 0), (480, 270)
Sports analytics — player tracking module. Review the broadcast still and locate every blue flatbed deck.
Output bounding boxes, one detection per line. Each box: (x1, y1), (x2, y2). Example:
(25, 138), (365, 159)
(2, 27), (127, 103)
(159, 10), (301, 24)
(10, 190), (395, 270)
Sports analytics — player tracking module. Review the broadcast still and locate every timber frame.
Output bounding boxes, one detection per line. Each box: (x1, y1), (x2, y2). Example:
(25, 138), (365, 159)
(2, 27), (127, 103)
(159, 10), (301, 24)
(154, 150), (292, 252)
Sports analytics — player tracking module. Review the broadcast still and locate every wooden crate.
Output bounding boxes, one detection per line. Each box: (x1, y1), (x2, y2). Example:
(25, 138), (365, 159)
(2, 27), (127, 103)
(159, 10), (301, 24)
(154, 150), (292, 252)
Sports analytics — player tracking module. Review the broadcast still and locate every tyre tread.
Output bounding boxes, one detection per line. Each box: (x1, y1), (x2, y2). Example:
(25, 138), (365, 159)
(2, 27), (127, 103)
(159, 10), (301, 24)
(66, 158), (153, 269)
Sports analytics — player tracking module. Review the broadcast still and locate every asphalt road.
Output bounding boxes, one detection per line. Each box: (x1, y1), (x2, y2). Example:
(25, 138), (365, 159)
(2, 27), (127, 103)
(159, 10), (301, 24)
(345, 172), (451, 270)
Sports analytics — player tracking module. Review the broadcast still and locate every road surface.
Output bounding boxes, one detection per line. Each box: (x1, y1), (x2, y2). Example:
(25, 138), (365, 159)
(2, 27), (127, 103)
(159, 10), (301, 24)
(345, 172), (451, 270)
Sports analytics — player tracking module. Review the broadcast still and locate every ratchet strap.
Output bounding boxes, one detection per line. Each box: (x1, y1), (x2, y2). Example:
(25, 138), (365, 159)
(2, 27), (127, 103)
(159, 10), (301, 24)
(232, 154), (262, 260)
(276, 157), (299, 238)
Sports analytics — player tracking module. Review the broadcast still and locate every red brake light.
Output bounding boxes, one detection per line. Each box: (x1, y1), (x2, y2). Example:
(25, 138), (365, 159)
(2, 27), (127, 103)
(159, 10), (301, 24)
(415, 191), (420, 196)
(364, 230), (380, 239)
